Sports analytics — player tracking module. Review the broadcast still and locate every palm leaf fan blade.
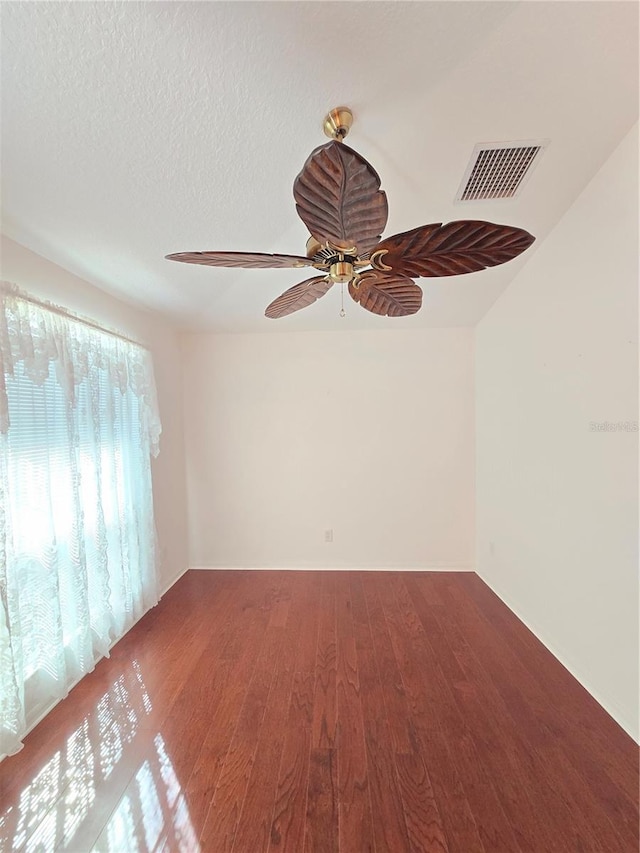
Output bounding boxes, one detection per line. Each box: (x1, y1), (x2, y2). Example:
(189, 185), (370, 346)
(265, 276), (333, 319)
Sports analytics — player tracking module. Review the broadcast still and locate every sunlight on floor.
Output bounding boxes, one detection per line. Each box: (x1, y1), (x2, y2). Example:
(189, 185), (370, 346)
(95, 735), (200, 853)
(0, 661), (200, 852)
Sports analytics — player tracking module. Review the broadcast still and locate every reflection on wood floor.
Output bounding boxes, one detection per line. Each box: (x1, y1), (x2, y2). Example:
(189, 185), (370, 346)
(0, 570), (638, 852)
(0, 658), (199, 852)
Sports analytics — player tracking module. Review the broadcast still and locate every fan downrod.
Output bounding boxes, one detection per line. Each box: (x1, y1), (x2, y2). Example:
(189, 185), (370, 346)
(323, 107), (353, 141)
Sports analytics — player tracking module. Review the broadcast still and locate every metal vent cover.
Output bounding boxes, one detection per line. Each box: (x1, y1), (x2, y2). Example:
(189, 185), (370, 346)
(455, 140), (549, 202)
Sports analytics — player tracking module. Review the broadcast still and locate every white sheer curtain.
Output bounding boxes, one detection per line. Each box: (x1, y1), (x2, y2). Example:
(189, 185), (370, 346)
(0, 282), (161, 757)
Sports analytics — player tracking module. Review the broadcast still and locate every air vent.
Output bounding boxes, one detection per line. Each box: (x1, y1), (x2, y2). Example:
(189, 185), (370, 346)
(455, 140), (549, 202)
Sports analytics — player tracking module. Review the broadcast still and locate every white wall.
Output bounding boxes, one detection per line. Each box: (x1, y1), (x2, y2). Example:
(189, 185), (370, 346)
(1, 235), (189, 592)
(182, 329), (475, 571)
(476, 124), (639, 740)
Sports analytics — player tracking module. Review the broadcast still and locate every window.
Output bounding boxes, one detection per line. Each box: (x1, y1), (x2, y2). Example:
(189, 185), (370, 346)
(0, 283), (161, 757)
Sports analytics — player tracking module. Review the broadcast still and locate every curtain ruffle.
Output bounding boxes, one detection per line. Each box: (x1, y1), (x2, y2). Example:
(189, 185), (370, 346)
(0, 282), (161, 456)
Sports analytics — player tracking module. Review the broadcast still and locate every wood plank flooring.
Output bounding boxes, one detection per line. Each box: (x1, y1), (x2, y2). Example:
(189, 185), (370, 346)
(0, 570), (637, 852)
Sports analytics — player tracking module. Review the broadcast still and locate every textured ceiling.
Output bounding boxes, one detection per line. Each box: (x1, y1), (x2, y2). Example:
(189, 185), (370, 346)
(1, 1), (638, 332)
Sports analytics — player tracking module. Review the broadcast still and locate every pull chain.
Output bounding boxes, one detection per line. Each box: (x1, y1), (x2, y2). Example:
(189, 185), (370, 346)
(340, 283), (346, 318)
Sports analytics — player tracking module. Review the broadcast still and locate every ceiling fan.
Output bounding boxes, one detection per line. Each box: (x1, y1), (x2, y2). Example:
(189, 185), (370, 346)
(166, 107), (535, 319)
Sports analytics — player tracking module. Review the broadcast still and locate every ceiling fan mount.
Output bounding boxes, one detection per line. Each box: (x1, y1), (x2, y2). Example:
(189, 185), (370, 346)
(322, 106), (353, 142)
(166, 106), (536, 319)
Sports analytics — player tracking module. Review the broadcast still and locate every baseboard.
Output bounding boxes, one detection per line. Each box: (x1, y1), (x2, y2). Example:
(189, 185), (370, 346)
(477, 569), (639, 743)
(189, 563), (474, 572)
(3, 566), (190, 761)
(160, 565), (190, 597)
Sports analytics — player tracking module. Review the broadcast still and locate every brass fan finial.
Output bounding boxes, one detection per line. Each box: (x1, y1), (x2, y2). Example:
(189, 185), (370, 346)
(323, 107), (353, 141)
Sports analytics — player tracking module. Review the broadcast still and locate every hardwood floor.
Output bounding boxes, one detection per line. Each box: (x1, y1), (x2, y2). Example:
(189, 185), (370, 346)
(0, 570), (637, 852)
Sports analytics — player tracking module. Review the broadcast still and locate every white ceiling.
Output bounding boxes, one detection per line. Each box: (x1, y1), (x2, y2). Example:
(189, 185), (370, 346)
(1, 1), (638, 332)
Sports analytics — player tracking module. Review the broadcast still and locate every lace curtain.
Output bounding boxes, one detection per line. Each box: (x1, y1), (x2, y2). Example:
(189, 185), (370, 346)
(0, 282), (161, 757)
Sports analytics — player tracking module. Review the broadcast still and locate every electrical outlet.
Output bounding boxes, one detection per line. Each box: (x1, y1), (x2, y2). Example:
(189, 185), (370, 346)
(324, 529), (333, 543)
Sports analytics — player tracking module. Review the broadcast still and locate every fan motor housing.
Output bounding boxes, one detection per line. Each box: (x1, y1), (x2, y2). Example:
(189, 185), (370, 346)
(329, 261), (354, 283)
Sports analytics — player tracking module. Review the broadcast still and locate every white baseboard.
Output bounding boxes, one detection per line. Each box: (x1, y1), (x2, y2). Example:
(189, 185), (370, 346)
(3, 566), (191, 761)
(160, 565), (189, 597)
(477, 569), (639, 744)
(189, 563), (474, 572)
